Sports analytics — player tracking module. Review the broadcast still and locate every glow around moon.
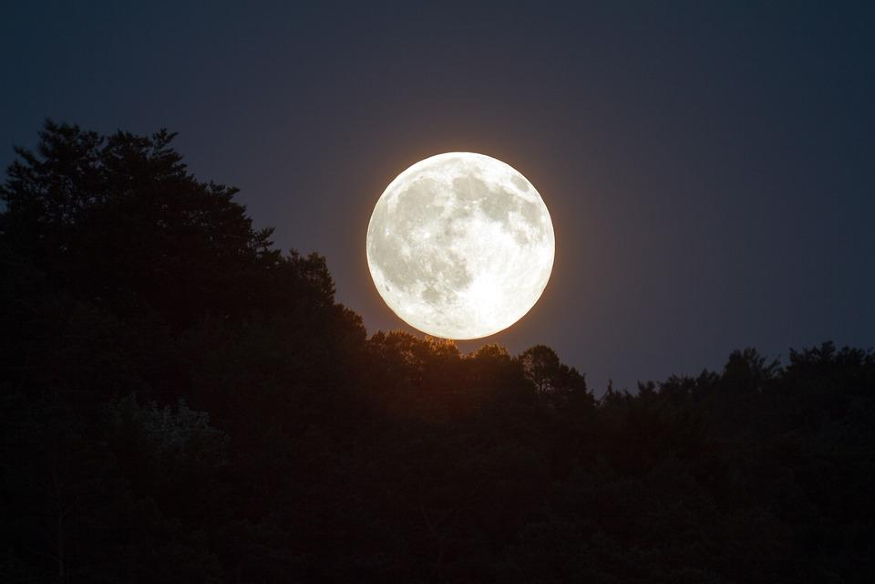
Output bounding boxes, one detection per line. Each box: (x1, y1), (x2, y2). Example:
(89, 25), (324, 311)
(367, 152), (555, 340)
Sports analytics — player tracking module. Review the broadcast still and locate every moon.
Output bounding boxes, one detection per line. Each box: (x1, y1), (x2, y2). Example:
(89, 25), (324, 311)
(366, 152), (555, 340)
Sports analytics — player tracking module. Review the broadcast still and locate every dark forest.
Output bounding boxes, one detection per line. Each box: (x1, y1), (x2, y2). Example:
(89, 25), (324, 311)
(1, 123), (873, 583)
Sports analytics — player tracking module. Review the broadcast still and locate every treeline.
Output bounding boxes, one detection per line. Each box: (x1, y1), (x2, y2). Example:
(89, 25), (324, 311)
(1, 122), (872, 583)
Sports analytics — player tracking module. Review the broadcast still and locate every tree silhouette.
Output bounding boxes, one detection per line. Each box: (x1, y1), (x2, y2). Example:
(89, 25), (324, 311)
(1, 121), (872, 583)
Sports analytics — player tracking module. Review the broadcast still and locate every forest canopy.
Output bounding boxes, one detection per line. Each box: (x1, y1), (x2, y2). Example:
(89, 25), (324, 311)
(1, 122), (873, 583)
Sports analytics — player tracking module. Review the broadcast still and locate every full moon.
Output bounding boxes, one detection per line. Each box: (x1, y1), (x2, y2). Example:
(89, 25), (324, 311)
(366, 152), (555, 340)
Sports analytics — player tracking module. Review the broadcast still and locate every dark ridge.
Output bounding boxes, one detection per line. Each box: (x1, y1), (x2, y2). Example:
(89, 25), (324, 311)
(1, 122), (873, 583)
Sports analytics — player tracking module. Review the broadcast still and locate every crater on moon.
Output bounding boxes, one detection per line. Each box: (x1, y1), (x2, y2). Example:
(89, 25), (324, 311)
(367, 152), (555, 340)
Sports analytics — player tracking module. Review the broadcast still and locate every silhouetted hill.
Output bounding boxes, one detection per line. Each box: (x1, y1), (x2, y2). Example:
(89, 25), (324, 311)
(1, 122), (873, 583)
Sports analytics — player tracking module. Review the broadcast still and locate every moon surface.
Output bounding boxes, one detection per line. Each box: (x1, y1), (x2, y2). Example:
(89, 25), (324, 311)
(366, 152), (555, 340)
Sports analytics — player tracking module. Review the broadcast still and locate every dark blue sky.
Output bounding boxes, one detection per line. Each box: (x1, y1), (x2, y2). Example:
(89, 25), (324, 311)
(2, 1), (873, 392)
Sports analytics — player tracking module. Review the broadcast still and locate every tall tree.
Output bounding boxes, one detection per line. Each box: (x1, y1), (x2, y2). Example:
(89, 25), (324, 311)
(1, 121), (287, 329)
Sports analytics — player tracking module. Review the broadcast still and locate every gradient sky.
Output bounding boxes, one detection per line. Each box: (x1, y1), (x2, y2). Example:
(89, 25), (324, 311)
(2, 1), (873, 392)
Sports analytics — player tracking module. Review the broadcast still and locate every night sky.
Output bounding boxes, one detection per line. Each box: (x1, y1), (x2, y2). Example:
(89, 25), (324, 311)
(2, 1), (873, 392)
